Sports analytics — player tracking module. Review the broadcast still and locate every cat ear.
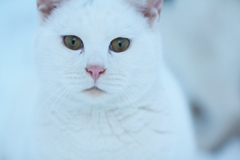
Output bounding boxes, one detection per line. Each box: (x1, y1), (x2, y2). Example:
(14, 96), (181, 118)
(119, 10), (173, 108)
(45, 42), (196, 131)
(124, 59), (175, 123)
(128, 0), (163, 26)
(37, 0), (65, 21)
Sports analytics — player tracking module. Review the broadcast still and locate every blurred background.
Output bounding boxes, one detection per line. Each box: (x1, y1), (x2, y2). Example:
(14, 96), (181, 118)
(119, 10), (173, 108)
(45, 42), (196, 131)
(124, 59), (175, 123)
(161, 0), (240, 159)
(0, 0), (240, 159)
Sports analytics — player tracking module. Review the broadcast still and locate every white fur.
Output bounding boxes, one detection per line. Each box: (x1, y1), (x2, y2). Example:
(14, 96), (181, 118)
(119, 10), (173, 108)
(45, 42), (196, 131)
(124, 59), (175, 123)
(1, 0), (196, 159)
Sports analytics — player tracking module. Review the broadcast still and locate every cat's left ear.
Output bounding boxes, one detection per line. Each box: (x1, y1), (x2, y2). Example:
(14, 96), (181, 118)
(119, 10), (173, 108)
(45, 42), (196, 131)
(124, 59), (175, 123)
(129, 0), (163, 27)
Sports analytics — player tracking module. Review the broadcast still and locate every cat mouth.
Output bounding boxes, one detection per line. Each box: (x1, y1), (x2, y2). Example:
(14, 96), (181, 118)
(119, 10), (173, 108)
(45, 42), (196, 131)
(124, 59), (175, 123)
(82, 87), (105, 97)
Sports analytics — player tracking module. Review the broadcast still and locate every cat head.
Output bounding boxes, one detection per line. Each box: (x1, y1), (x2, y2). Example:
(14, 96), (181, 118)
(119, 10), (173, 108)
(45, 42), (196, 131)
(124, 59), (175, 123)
(35, 0), (163, 109)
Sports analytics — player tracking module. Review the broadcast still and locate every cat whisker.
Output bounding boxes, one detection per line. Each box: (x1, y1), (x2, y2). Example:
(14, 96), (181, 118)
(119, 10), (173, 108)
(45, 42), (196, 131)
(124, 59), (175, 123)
(118, 89), (139, 117)
(37, 85), (66, 115)
(122, 88), (144, 119)
(39, 85), (66, 123)
(54, 86), (72, 120)
(40, 80), (62, 92)
(46, 86), (69, 124)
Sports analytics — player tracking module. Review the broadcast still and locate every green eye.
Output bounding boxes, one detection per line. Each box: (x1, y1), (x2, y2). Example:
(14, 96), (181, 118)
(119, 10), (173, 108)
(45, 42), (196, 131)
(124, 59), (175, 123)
(110, 38), (130, 52)
(63, 35), (83, 50)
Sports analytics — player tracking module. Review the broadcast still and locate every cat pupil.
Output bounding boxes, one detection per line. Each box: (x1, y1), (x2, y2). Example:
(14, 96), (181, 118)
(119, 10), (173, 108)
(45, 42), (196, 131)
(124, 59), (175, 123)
(118, 40), (123, 48)
(71, 38), (76, 45)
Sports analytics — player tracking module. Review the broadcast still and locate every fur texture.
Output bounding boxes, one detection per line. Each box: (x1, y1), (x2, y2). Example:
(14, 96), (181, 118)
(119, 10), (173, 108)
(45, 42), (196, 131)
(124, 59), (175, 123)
(1, 0), (196, 159)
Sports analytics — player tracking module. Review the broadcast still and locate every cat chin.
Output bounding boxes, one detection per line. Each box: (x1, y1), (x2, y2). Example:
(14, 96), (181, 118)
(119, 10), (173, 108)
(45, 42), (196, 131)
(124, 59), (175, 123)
(82, 86), (105, 98)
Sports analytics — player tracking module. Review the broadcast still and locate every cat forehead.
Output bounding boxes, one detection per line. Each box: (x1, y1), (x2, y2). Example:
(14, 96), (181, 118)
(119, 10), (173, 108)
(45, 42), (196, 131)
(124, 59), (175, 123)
(46, 0), (148, 38)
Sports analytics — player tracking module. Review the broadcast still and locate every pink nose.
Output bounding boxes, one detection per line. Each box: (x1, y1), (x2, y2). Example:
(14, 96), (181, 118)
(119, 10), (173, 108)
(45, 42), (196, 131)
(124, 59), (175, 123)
(86, 66), (105, 82)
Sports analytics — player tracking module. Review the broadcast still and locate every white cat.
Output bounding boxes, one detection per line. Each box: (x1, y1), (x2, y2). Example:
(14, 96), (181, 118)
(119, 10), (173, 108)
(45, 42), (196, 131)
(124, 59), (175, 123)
(1, 0), (196, 159)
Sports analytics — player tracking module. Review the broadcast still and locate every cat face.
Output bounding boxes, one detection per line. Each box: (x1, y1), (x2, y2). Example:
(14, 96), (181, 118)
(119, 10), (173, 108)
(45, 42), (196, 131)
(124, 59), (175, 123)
(35, 0), (163, 107)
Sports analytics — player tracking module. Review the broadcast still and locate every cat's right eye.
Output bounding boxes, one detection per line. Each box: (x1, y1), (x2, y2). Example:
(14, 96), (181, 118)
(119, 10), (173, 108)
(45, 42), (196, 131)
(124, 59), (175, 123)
(63, 35), (83, 50)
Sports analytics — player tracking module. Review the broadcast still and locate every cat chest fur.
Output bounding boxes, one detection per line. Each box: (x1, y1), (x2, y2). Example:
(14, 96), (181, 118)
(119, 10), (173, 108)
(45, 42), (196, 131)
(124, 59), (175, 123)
(33, 100), (174, 160)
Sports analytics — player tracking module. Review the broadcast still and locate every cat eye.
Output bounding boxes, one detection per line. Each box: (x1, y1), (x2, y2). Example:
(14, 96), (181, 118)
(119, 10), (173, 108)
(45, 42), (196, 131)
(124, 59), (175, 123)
(63, 35), (83, 50)
(110, 38), (130, 53)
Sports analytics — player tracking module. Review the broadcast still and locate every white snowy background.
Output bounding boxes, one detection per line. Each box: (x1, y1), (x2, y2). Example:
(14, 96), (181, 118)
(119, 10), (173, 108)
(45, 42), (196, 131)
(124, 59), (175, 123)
(0, 0), (240, 159)
(0, 0), (37, 108)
